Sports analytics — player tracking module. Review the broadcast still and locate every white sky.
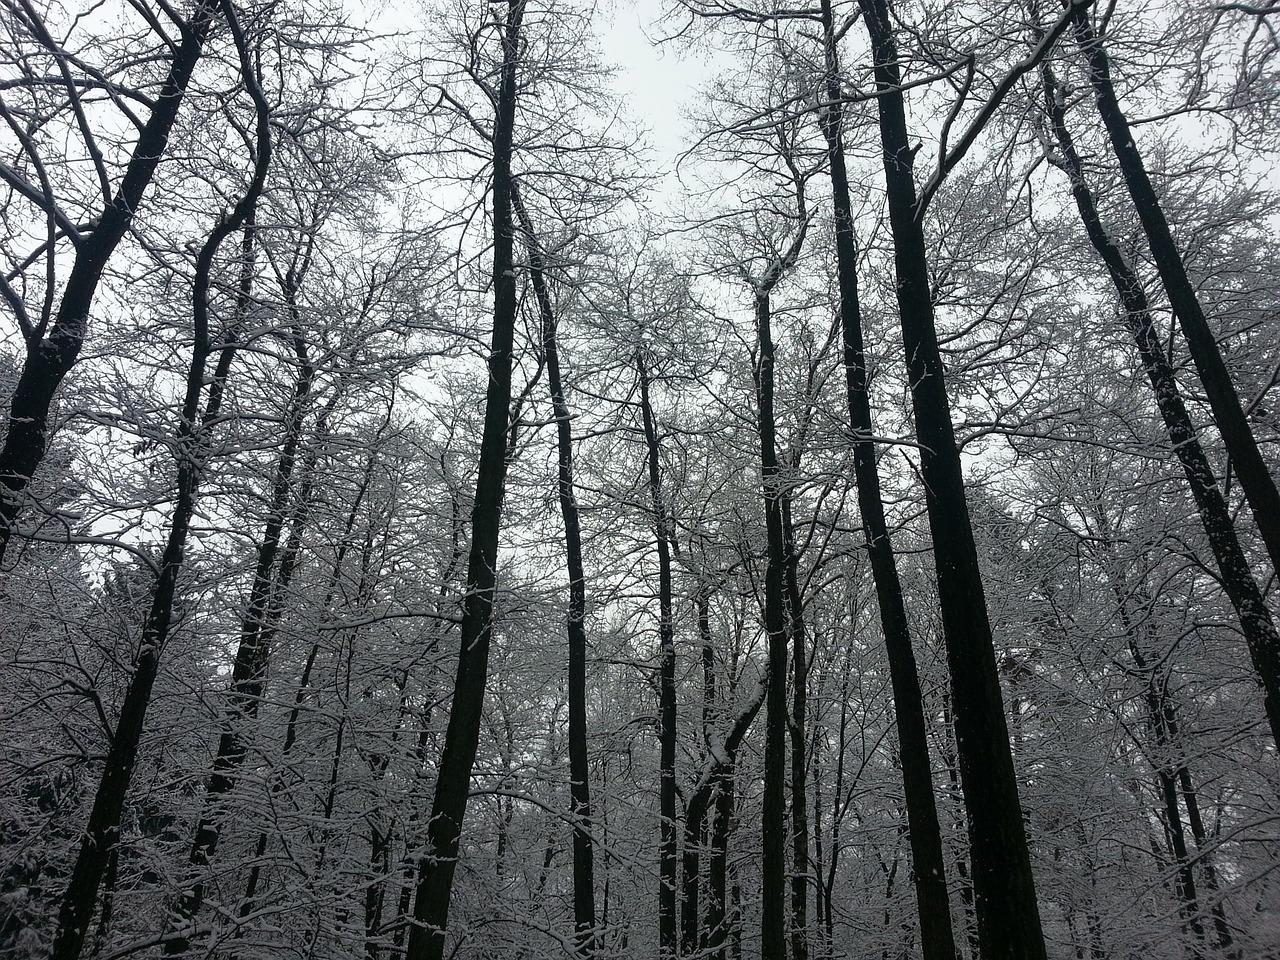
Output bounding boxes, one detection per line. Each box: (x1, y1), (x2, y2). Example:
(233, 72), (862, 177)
(592, 0), (717, 168)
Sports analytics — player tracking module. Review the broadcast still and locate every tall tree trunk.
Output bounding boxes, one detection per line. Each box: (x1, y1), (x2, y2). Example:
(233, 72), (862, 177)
(0, 0), (221, 563)
(782, 495), (809, 960)
(856, 3), (1048, 955)
(706, 773), (737, 960)
(709, 771), (738, 960)
(683, 788), (708, 958)
(816, 4), (959, 957)
(403, 4), (525, 958)
(48, 18), (270, 953)
(1089, 500), (1228, 955)
(682, 587), (717, 956)
(755, 284), (792, 960)
(1041, 60), (1280, 749)
(513, 187), (598, 957)
(637, 356), (679, 960)
(235, 439), (367, 919)
(167, 320), (315, 953)
(1068, 4), (1280, 582)
(1176, 767), (1233, 951)
(1158, 765), (1207, 951)
(739, 160), (810, 960)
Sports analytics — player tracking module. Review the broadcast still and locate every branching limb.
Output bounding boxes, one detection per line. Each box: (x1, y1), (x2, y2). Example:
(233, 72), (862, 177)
(915, 0), (1092, 221)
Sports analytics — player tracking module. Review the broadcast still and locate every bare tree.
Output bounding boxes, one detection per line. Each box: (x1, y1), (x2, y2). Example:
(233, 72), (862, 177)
(404, 4), (525, 959)
(0, 0), (224, 562)
(47, 2), (271, 953)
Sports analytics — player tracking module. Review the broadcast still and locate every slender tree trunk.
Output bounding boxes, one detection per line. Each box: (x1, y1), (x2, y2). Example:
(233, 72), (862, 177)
(0, 0), (221, 563)
(782, 495), (809, 960)
(1157, 767), (1207, 952)
(709, 772), (738, 960)
(1068, 5), (1280, 582)
(48, 20), (270, 953)
(816, 5), (959, 957)
(637, 357), (679, 960)
(514, 187), (598, 957)
(1089, 505), (1226, 956)
(739, 161), (810, 960)
(684, 678), (766, 957)
(683, 788), (708, 957)
(1176, 765), (1233, 951)
(855, 2), (1048, 956)
(682, 587), (717, 956)
(754, 284), (792, 960)
(811, 754), (826, 960)
(167, 322), (314, 953)
(403, 5), (525, 958)
(1041, 60), (1280, 749)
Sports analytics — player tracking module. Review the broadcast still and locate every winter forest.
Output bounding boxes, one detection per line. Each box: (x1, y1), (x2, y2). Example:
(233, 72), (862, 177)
(3, 0), (1280, 957)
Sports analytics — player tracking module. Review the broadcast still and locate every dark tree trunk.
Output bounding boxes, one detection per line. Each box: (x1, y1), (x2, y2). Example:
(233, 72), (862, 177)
(1068, 5), (1280, 583)
(739, 161), (810, 960)
(682, 588), (717, 957)
(1158, 770), (1207, 951)
(683, 787), (708, 958)
(811, 754), (826, 960)
(91, 846), (119, 957)
(1176, 766), (1233, 951)
(48, 21), (270, 953)
(1041, 61), (1280, 749)
(855, 2), (1048, 955)
(514, 187), (598, 958)
(755, 285), (792, 960)
(366, 819), (393, 959)
(782, 496), (809, 960)
(709, 772), (738, 960)
(0, 0), (221, 563)
(403, 4), (525, 958)
(816, 4), (959, 957)
(167, 319), (314, 953)
(684, 679), (766, 957)
(637, 357), (679, 960)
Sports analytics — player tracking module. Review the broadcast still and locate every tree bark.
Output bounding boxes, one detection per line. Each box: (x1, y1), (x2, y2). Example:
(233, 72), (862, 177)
(856, 2), (1049, 955)
(782, 495), (809, 960)
(709, 771), (738, 960)
(682, 587), (717, 957)
(754, 284), (792, 960)
(513, 186), (598, 958)
(637, 356), (679, 960)
(816, 4), (959, 957)
(1041, 60), (1280, 748)
(1069, 3), (1280, 582)
(404, 6), (525, 958)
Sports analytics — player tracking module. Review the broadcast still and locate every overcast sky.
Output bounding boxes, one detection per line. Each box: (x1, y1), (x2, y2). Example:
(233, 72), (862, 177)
(593, 1), (714, 168)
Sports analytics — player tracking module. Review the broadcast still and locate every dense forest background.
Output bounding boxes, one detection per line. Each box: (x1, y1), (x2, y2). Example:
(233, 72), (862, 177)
(2, 0), (1279, 958)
